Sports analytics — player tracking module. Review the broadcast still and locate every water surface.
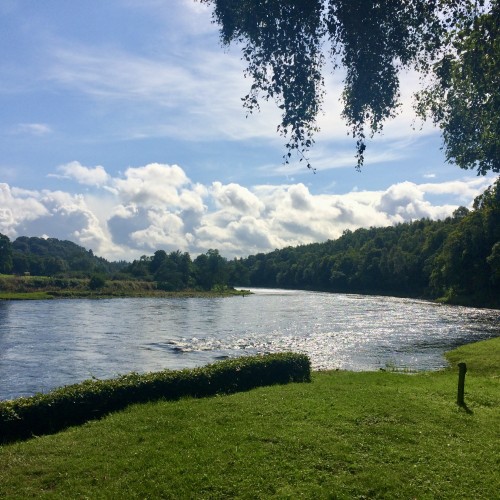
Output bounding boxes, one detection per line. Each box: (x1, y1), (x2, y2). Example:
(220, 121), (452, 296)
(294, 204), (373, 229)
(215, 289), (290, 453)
(0, 289), (498, 400)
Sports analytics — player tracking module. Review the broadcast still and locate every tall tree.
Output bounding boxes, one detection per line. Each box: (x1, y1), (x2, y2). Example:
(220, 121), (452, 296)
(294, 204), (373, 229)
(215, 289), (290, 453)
(198, 0), (498, 173)
(0, 233), (13, 274)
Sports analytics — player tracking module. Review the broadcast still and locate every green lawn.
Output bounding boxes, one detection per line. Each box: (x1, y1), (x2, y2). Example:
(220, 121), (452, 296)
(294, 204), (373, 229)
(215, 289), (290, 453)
(1, 338), (498, 499)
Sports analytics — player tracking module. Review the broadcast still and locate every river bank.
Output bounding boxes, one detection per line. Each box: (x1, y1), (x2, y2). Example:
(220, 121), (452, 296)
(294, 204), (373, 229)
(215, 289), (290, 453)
(0, 274), (250, 300)
(0, 337), (498, 498)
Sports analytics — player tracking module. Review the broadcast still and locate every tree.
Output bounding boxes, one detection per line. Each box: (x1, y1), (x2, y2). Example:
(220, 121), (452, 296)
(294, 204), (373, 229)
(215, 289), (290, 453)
(193, 249), (228, 290)
(0, 233), (13, 274)
(199, 0), (498, 173)
(154, 251), (193, 290)
(150, 249), (167, 274)
(88, 274), (106, 290)
(415, 2), (500, 174)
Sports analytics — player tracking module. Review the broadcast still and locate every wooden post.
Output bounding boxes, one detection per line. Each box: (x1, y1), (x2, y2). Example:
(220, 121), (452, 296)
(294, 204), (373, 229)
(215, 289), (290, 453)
(457, 362), (467, 406)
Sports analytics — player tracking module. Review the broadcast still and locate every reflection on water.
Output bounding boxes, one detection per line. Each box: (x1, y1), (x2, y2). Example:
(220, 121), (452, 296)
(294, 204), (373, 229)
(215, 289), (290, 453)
(0, 289), (499, 400)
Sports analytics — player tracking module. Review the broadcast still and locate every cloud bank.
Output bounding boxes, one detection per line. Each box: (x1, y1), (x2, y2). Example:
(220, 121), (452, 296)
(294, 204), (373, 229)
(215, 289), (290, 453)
(1, 162), (495, 261)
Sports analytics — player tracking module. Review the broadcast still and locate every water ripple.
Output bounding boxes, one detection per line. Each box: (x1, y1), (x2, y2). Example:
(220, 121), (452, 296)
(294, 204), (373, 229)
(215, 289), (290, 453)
(0, 290), (498, 399)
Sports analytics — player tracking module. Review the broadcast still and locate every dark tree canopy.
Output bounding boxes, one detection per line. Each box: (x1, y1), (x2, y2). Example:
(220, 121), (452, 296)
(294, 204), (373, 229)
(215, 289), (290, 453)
(0, 233), (13, 274)
(415, 2), (500, 174)
(198, 0), (499, 173)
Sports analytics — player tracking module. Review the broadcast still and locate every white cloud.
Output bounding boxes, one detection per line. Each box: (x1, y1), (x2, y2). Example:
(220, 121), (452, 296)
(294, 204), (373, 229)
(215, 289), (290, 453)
(1, 164), (497, 261)
(129, 210), (187, 250)
(377, 181), (455, 221)
(211, 182), (265, 216)
(15, 123), (53, 136)
(112, 163), (191, 206)
(0, 184), (49, 237)
(46, 42), (282, 144)
(54, 161), (110, 187)
(419, 178), (492, 202)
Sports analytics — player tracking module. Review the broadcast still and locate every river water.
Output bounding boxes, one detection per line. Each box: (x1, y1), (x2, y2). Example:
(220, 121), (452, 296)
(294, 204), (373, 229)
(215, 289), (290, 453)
(0, 289), (498, 400)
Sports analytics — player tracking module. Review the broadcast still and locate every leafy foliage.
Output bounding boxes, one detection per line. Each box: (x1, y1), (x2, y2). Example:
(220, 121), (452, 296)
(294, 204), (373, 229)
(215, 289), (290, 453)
(199, 0), (497, 173)
(0, 233), (13, 274)
(0, 353), (311, 443)
(88, 274), (106, 290)
(124, 248), (232, 291)
(415, 1), (500, 174)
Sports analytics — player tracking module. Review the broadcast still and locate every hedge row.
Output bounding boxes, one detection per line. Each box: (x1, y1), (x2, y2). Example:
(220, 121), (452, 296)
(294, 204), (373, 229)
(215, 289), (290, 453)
(0, 352), (311, 443)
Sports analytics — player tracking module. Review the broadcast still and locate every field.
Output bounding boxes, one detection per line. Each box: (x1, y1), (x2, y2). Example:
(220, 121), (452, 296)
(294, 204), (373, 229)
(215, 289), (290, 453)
(0, 337), (498, 498)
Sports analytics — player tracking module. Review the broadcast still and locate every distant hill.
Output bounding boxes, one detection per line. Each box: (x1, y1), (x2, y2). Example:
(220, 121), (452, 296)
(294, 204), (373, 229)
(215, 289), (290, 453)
(8, 236), (126, 277)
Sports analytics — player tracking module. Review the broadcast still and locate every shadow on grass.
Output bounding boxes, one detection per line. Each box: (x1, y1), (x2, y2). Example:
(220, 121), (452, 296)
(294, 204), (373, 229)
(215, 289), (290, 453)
(458, 402), (474, 415)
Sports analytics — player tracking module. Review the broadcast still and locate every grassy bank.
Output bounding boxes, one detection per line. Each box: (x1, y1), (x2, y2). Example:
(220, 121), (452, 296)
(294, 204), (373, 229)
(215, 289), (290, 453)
(1, 338), (499, 498)
(0, 274), (250, 300)
(0, 289), (250, 300)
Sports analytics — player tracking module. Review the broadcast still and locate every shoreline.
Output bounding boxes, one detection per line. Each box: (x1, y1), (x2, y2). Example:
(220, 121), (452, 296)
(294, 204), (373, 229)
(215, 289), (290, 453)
(0, 288), (252, 301)
(2, 336), (498, 403)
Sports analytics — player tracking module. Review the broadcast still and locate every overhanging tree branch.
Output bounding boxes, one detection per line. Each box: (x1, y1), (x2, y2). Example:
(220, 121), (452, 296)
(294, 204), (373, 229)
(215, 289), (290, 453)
(198, 0), (497, 174)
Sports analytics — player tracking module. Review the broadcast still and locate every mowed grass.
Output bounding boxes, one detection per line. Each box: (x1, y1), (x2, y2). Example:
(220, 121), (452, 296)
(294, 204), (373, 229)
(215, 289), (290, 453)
(1, 338), (499, 499)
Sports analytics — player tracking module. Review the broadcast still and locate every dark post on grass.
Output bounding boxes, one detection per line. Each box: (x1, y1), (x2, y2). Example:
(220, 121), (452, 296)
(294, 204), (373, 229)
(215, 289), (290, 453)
(457, 362), (467, 406)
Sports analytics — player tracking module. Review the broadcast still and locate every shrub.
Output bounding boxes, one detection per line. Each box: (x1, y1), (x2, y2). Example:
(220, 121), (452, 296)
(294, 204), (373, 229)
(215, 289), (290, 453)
(88, 275), (106, 290)
(0, 353), (310, 443)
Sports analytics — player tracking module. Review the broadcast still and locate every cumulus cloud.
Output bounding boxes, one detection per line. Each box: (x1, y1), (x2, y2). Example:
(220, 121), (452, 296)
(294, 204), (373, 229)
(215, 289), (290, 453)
(211, 182), (265, 216)
(129, 211), (187, 250)
(54, 161), (110, 187)
(377, 181), (455, 222)
(111, 163), (191, 206)
(0, 184), (49, 237)
(419, 178), (491, 202)
(1, 163), (496, 261)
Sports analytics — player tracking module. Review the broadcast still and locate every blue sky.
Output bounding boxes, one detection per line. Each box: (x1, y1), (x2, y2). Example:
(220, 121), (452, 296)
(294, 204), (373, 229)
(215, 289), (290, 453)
(1, 0), (497, 261)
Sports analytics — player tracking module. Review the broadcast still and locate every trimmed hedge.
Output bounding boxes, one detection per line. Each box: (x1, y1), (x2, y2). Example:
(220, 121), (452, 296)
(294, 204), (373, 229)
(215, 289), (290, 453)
(0, 352), (310, 443)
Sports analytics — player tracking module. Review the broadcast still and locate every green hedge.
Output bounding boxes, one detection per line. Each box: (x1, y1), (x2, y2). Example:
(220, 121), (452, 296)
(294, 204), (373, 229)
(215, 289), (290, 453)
(0, 353), (310, 443)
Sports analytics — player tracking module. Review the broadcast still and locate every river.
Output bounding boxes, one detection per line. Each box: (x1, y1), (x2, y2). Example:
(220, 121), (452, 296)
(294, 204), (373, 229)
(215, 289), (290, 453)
(0, 289), (498, 400)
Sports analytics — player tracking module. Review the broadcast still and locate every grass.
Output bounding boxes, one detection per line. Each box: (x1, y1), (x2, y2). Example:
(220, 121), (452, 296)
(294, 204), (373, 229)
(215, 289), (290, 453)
(0, 273), (250, 300)
(0, 338), (498, 499)
(0, 292), (53, 300)
(445, 337), (500, 377)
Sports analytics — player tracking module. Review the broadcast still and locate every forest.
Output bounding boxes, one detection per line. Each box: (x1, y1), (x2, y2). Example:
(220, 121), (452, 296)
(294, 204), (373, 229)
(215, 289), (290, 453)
(1, 178), (499, 307)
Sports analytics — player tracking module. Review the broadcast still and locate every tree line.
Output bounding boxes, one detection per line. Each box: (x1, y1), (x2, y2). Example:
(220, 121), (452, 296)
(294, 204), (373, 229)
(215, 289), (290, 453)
(234, 178), (500, 306)
(1, 178), (498, 305)
(0, 236), (126, 278)
(0, 235), (237, 292)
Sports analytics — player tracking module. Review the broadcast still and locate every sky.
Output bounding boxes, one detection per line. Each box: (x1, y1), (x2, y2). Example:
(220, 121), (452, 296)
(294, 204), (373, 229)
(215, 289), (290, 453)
(1, 0), (497, 262)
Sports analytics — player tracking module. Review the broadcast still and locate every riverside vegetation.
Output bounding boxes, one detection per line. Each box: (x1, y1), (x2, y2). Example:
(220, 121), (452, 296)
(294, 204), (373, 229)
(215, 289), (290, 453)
(0, 274), (249, 300)
(1, 178), (499, 307)
(0, 337), (498, 498)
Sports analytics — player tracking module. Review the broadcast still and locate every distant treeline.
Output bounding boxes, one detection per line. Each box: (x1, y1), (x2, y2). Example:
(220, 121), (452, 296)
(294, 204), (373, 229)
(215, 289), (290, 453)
(233, 178), (499, 307)
(0, 236), (127, 277)
(1, 178), (498, 305)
